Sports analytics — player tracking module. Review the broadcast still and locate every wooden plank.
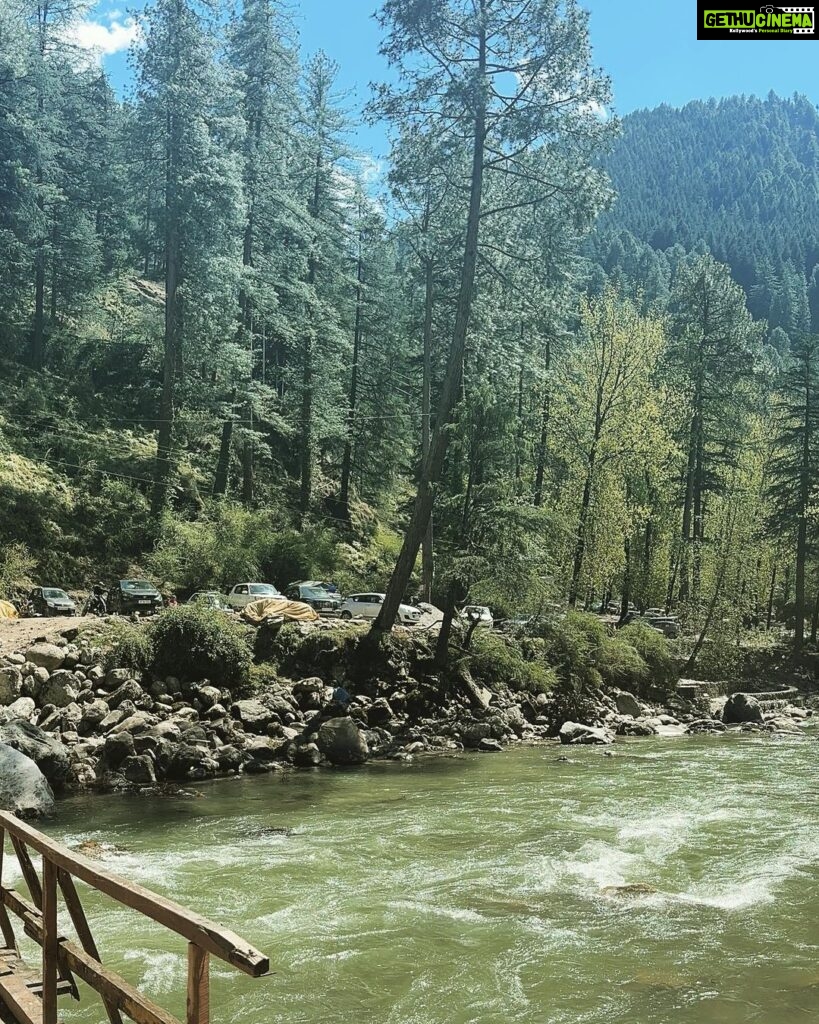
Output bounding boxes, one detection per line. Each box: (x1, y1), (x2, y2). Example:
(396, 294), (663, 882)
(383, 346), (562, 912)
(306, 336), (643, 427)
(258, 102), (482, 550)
(0, 815), (267, 978)
(186, 945), (209, 1024)
(2, 890), (182, 1024)
(8, 839), (41, 910)
(0, 835), (15, 955)
(0, 970), (44, 1024)
(42, 859), (58, 1024)
(57, 870), (123, 1024)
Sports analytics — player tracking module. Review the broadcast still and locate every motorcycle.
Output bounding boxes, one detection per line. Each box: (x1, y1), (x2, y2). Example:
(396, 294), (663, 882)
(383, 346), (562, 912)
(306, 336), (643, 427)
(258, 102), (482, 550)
(81, 591), (107, 617)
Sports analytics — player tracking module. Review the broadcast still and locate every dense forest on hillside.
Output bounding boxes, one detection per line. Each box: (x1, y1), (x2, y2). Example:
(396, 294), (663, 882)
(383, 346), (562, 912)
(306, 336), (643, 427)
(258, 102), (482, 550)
(0, 0), (817, 666)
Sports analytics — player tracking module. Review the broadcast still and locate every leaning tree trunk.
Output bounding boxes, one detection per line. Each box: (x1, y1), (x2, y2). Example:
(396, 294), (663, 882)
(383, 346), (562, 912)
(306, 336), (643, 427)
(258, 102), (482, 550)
(420, 259), (435, 602)
(371, 23), (488, 634)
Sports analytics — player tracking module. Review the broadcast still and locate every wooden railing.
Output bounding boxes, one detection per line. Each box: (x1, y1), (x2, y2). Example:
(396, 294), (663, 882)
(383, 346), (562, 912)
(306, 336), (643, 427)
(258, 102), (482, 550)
(0, 811), (269, 1024)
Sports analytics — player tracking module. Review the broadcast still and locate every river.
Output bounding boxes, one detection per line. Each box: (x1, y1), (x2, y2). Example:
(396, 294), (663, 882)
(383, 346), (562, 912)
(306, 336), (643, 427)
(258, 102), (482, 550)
(15, 733), (819, 1023)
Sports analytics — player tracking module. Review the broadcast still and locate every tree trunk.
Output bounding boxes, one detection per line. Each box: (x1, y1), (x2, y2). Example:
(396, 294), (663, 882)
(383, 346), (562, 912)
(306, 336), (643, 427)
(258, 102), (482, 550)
(421, 259), (434, 602)
(766, 563), (777, 630)
(339, 230), (364, 517)
(568, 445), (596, 607)
(151, 93), (181, 518)
(810, 588), (819, 645)
(532, 338), (551, 507)
(213, 418), (234, 497)
(678, 412), (697, 602)
(371, 19), (487, 634)
(794, 358), (812, 647)
(300, 150), (323, 522)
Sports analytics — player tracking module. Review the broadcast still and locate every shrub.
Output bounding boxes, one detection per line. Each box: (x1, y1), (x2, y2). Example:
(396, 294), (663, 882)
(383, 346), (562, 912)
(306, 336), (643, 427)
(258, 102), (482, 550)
(96, 618), (154, 674)
(147, 605), (253, 688)
(538, 611), (606, 684)
(469, 632), (557, 695)
(598, 635), (648, 689)
(618, 623), (678, 690)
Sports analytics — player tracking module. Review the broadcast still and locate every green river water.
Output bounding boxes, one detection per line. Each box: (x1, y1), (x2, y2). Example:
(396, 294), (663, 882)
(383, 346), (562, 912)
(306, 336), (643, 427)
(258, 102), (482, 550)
(13, 733), (819, 1023)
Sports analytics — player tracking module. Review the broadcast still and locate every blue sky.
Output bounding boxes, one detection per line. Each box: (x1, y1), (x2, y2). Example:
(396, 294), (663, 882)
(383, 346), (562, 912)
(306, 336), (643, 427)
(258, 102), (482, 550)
(84, 0), (819, 160)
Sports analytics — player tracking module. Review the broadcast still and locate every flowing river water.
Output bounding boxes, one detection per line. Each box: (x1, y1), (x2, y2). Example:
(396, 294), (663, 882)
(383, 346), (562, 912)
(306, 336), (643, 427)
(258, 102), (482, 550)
(13, 733), (819, 1023)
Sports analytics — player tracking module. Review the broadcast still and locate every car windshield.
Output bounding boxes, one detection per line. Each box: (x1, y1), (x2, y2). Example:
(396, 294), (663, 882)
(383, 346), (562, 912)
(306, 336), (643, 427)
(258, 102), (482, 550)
(121, 580), (155, 591)
(302, 587), (331, 600)
(43, 589), (68, 599)
(250, 584), (279, 595)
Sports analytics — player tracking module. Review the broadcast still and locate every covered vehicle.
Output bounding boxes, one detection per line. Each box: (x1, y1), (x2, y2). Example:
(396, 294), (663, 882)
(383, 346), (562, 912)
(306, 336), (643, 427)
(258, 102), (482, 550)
(285, 582), (341, 614)
(108, 579), (163, 615)
(30, 587), (77, 617)
(241, 597), (319, 624)
(337, 593), (422, 626)
(227, 583), (281, 610)
(459, 605), (494, 630)
(187, 591), (232, 611)
(0, 600), (18, 620)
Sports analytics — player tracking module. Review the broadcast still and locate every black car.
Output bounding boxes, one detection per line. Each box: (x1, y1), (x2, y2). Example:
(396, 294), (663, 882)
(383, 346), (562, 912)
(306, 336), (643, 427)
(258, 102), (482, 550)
(286, 582), (342, 614)
(29, 587), (77, 617)
(108, 579), (163, 616)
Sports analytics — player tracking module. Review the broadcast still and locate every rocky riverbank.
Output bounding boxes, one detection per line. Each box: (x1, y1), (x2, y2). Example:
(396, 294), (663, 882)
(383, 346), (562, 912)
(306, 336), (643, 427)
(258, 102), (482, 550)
(0, 624), (813, 818)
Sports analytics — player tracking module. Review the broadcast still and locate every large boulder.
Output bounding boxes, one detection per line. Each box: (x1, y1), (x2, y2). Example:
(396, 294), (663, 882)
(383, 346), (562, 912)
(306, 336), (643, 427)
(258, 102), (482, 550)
(231, 699), (276, 734)
(0, 721), (70, 786)
(3, 697), (36, 722)
(38, 670), (79, 708)
(316, 716), (369, 765)
(613, 691), (643, 718)
(723, 693), (763, 725)
(559, 721), (615, 745)
(0, 667), (23, 705)
(107, 679), (144, 709)
(0, 743), (55, 817)
(25, 643), (66, 672)
(121, 754), (157, 785)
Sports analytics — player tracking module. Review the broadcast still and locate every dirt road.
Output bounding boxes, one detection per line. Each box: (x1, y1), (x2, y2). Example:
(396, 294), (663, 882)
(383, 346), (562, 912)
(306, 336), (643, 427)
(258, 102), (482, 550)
(0, 616), (88, 658)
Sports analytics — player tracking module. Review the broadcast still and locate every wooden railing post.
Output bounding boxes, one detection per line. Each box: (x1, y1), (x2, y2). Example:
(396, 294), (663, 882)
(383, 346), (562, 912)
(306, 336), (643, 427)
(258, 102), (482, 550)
(0, 829), (19, 953)
(42, 859), (58, 1024)
(186, 944), (209, 1024)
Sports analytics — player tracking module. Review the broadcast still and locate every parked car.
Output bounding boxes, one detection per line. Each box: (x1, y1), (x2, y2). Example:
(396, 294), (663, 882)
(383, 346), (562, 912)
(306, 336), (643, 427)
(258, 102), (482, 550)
(620, 611), (681, 639)
(227, 582), (281, 610)
(459, 605), (494, 630)
(187, 591), (232, 611)
(285, 582), (342, 614)
(108, 579), (163, 616)
(338, 593), (422, 625)
(29, 587), (76, 617)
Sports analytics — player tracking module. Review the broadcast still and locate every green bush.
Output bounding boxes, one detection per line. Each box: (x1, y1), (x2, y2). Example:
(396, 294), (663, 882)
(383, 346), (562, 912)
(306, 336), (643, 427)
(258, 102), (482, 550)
(147, 605), (253, 688)
(538, 611), (606, 684)
(618, 623), (678, 690)
(469, 632), (557, 695)
(598, 635), (648, 689)
(96, 618), (154, 674)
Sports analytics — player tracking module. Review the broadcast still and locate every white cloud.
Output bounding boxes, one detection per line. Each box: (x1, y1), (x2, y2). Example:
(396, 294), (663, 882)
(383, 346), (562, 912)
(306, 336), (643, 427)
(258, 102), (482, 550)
(66, 15), (140, 60)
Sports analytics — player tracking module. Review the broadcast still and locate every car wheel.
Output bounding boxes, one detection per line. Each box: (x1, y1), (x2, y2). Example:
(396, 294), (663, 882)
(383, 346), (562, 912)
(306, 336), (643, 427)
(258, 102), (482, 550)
(340, 610), (352, 621)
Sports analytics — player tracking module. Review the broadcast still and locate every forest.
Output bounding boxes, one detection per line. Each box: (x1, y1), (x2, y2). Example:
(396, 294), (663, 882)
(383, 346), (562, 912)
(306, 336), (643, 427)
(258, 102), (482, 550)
(0, 0), (817, 660)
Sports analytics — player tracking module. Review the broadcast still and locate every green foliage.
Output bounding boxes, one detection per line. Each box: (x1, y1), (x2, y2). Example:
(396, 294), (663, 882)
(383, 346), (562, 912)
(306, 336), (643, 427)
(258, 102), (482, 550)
(618, 623), (678, 690)
(538, 611), (606, 684)
(148, 606), (253, 688)
(0, 542), (35, 599)
(468, 632), (556, 695)
(96, 618), (154, 675)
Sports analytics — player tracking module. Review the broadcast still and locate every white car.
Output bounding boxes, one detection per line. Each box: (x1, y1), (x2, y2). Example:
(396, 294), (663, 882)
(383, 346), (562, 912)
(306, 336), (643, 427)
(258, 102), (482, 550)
(460, 605), (494, 629)
(338, 593), (422, 625)
(227, 582), (281, 610)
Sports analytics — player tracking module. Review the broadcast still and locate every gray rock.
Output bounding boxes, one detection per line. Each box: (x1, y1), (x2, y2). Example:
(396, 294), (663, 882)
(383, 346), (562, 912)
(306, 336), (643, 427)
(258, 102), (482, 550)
(316, 716), (369, 765)
(723, 693), (764, 724)
(110, 711), (155, 735)
(559, 721), (615, 745)
(98, 709), (127, 732)
(231, 699), (275, 734)
(107, 679), (144, 709)
(78, 699), (110, 735)
(478, 737), (504, 752)
(4, 697), (36, 722)
(293, 742), (321, 767)
(104, 668), (132, 689)
(244, 736), (287, 762)
(0, 743), (55, 817)
(0, 721), (70, 785)
(25, 643), (66, 672)
(121, 754), (157, 785)
(102, 732), (135, 768)
(685, 719), (727, 734)
(614, 691), (643, 718)
(367, 698), (394, 728)
(0, 667), (23, 705)
(37, 670), (79, 708)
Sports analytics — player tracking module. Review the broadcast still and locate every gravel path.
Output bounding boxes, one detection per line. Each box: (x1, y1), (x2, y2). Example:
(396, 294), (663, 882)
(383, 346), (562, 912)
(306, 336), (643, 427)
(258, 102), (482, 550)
(0, 616), (88, 657)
